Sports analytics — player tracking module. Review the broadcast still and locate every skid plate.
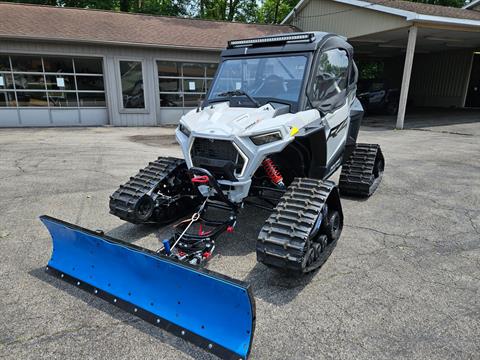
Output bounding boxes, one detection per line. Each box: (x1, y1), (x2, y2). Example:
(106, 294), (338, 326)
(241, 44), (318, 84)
(40, 215), (255, 360)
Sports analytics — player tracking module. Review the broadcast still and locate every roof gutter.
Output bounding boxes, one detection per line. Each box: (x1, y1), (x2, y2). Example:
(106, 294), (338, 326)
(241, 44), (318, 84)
(281, 0), (308, 24)
(463, 0), (480, 9)
(282, 0), (480, 28)
(415, 14), (480, 27)
(0, 34), (223, 52)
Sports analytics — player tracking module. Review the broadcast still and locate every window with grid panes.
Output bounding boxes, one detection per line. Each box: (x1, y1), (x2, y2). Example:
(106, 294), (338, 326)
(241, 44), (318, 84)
(158, 61), (217, 108)
(0, 54), (106, 109)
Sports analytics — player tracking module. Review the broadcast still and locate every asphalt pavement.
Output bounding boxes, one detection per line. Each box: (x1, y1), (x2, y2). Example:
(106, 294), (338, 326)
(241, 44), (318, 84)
(0, 120), (479, 359)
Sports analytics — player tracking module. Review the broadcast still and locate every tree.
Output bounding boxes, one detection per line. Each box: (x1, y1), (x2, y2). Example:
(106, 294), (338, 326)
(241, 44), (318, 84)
(134, 0), (190, 16)
(3, 0), (189, 15)
(2, 0), (469, 24)
(4, 0), (117, 9)
(410, 0), (466, 8)
(120, 0), (129, 11)
(256, 0), (297, 24)
(5, 0), (57, 5)
(61, 0), (117, 9)
(196, 0), (257, 21)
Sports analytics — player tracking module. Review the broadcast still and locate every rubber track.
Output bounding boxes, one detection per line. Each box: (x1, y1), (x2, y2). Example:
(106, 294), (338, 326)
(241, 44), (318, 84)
(339, 143), (383, 197)
(109, 157), (184, 223)
(256, 178), (335, 272)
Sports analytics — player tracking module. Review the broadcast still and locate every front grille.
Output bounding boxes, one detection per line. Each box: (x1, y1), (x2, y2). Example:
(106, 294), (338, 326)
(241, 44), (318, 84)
(192, 138), (238, 161)
(191, 138), (245, 180)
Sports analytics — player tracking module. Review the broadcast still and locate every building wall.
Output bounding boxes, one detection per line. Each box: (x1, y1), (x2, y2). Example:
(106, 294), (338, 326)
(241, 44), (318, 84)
(409, 50), (473, 108)
(290, 0), (409, 38)
(0, 39), (221, 126)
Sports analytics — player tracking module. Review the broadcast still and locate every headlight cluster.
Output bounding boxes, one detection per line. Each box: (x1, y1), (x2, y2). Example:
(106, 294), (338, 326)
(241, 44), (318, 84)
(178, 124), (191, 137)
(250, 131), (282, 146)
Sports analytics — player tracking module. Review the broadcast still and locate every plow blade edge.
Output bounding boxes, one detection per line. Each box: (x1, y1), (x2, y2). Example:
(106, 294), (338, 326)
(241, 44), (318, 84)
(40, 215), (255, 360)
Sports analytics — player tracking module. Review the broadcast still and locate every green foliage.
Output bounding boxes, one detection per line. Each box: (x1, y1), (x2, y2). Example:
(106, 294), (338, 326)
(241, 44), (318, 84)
(5, 0), (117, 9)
(2, 0), (469, 23)
(132, 0), (190, 16)
(62, 0), (117, 9)
(4, 0), (256, 19)
(5, 0), (57, 5)
(356, 60), (384, 80)
(5, 0), (192, 15)
(195, 0), (258, 21)
(409, 0), (466, 8)
(256, 0), (297, 24)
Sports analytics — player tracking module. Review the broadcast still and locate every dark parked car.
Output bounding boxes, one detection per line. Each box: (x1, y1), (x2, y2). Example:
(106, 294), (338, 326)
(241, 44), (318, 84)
(357, 80), (400, 115)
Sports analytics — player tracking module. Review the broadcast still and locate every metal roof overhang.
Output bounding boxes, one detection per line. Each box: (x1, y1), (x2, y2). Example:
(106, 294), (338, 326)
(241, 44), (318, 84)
(463, 0), (480, 10)
(350, 26), (480, 58)
(282, 0), (480, 56)
(282, 0), (480, 28)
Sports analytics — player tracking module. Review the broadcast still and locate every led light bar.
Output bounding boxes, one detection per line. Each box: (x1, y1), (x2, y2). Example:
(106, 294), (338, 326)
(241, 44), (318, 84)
(228, 33), (315, 48)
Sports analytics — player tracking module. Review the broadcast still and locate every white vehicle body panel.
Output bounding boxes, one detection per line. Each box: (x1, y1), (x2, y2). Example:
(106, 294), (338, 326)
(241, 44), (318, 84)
(325, 101), (350, 164)
(175, 101), (350, 203)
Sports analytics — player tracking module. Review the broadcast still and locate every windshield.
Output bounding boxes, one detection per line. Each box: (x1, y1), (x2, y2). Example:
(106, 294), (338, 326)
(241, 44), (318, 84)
(207, 55), (308, 105)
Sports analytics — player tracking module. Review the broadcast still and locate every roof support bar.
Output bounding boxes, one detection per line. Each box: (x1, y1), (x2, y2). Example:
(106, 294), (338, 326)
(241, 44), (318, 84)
(396, 25), (417, 130)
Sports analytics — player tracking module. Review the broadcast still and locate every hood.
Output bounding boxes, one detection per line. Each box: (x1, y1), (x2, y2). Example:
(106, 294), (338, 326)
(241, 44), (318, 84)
(180, 102), (295, 137)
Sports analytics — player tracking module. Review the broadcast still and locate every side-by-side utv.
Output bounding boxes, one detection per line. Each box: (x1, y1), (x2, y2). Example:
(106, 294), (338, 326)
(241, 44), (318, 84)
(41, 32), (384, 360)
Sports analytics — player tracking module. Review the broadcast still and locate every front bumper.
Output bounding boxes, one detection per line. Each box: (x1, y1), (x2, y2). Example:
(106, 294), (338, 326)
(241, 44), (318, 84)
(176, 127), (292, 203)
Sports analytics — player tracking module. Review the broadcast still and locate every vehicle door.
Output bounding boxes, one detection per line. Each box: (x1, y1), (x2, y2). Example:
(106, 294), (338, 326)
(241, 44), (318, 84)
(308, 48), (351, 166)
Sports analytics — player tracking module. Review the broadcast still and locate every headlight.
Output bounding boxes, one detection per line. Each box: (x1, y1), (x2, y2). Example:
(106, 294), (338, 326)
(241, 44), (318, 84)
(250, 131), (282, 146)
(178, 124), (191, 137)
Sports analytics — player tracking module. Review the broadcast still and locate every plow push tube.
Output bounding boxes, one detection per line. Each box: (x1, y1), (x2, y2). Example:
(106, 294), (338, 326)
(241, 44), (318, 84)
(40, 215), (255, 360)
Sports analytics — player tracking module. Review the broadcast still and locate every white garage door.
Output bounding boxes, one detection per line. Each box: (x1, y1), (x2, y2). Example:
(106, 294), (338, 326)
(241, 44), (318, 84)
(0, 54), (108, 127)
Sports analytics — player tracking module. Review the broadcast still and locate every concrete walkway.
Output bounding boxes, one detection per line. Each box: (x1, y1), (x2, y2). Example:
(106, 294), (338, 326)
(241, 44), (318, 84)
(364, 108), (480, 135)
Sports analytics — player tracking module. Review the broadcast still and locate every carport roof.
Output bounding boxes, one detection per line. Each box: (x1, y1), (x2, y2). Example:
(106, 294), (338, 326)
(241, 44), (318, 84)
(375, 0), (480, 20)
(283, 0), (480, 26)
(463, 0), (480, 9)
(0, 2), (296, 51)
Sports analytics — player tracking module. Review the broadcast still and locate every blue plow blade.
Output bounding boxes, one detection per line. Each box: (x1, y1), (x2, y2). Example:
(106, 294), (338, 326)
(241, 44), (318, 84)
(40, 215), (255, 360)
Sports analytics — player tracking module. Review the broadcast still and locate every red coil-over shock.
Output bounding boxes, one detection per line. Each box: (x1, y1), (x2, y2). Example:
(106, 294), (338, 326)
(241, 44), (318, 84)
(262, 157), (285, 188)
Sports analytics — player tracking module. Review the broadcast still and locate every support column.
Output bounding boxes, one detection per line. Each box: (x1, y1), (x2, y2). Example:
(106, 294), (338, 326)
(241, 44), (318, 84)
(396, 25), (417, 130)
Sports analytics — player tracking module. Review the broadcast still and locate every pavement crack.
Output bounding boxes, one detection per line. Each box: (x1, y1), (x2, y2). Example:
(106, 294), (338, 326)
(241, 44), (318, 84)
(2, 318), (143, 347)
(74, 146), (104, 224)
(344, 224), (408, 239)
(408, 128), (474, 137)
(465, 210), (480, 236)
(14, 160), (26, 173)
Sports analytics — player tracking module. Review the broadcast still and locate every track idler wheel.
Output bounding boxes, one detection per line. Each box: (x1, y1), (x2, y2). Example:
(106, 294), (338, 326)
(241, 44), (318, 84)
(133, 195), (155, 222)
(322, 210), (343, 242)
(372, 151), (385, 184)
(303, 209), (342, 272)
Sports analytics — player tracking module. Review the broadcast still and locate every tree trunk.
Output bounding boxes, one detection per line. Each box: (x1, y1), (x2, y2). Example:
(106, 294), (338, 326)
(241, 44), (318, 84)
(120, 0), (130, 12)
(227, 0), (240, 21)
(220, 0), (227, 20)
(273, 0), (280, 23)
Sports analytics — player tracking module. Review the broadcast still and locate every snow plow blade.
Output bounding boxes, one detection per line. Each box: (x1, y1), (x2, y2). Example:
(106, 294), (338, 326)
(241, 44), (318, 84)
(40, 215), (255, 360)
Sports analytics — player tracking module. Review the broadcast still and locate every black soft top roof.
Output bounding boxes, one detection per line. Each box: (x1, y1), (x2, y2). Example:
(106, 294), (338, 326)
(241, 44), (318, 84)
(221, 32), (353, 58)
